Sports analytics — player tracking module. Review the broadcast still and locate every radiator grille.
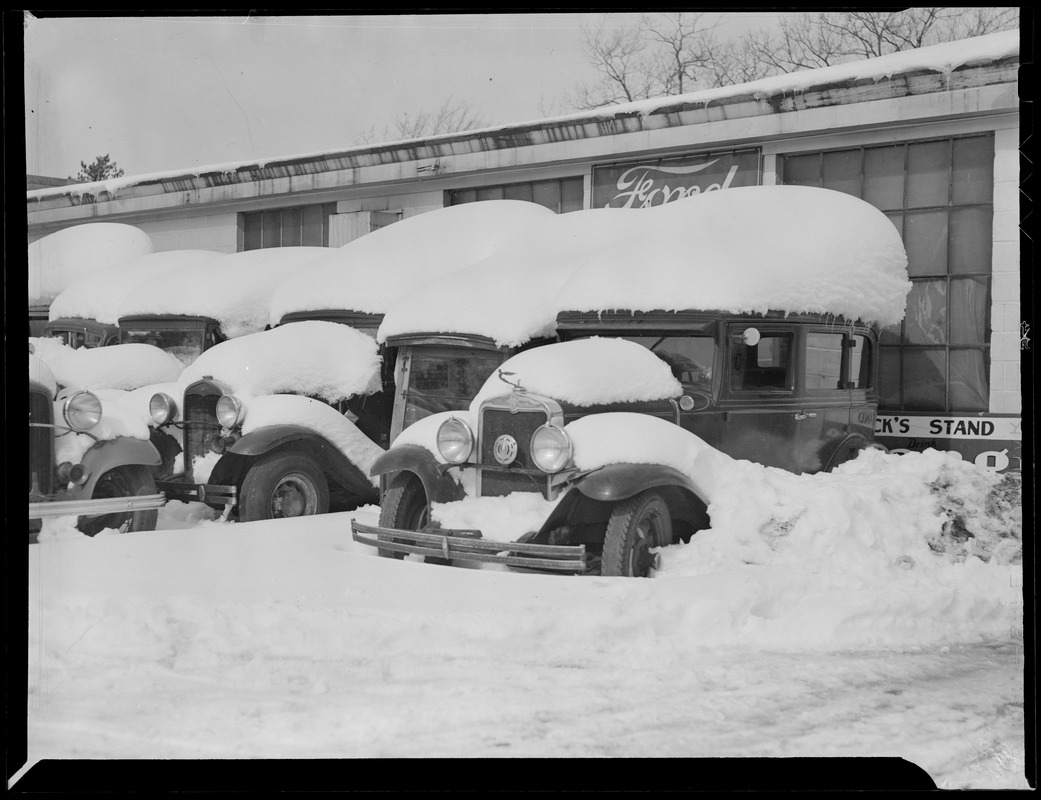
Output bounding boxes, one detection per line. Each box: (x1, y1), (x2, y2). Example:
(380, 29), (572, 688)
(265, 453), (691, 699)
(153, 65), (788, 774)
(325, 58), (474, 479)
(479, 407), (548, 497)
(29, 387), (54, 495)
(182, 384), (221, 479)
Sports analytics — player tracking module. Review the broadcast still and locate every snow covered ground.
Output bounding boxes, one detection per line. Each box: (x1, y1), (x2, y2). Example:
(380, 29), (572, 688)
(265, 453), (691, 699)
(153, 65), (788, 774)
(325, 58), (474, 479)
(20, 449), (1029, 790)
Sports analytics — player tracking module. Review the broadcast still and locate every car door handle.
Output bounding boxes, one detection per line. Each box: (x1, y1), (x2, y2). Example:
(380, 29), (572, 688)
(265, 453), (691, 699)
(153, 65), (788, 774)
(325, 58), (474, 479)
(794, 411), (817, 420)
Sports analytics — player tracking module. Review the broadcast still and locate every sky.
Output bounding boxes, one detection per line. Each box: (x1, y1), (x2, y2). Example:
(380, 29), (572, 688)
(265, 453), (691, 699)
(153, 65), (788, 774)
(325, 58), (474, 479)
(22, 11), (782, 179)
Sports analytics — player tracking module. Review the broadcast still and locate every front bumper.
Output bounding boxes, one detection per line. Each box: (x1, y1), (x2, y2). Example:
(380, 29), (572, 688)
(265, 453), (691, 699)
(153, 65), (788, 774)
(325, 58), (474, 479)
(29, 493), (166, 520)
(351, 520), (589, 573)
(157, 478), (237, 506)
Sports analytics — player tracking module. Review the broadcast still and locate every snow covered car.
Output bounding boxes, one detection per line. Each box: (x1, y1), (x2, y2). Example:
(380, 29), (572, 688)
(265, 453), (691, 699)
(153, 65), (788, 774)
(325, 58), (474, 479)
(28, 346), (175, 540)
(352, 338), (722, 576)
(42, 317), (119, 349)
(146, 321), (384, 520)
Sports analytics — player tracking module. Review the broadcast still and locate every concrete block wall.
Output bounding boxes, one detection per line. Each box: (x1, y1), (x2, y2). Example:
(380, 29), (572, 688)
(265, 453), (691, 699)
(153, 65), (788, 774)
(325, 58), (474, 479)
(988, 125), (1021, 414)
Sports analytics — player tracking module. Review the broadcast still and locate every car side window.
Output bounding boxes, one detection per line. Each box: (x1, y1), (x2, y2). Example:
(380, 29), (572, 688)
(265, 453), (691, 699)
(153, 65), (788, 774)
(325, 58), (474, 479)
(805, 332), (845, 390)
(730, 331), (794, 391)
(849, 334), (873, 389)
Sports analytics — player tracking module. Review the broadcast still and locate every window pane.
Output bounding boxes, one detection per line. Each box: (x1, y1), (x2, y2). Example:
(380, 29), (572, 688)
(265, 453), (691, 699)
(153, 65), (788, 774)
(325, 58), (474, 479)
(906, 140), (950, 208)
(730, 333), (793, 390)
(878, 346), (901, 408)
(449, 188), (476, 205)
(243, 212), (262, 251)
(282, 207), (303, 246)
(850, 334), (872, 389)
(904, 210), (949, 277)
(532, 180), (561, 212)
(821, 150), (862, 197)
(302, 205), (325, 245)
(948, 348), (989, 411)
(805, 332), (845, 389)
(902, 348), (947, 410)
(261, 211), (282, 248)
(952, 135), (994, 205)
(904, 280), (948, 345)
(476, 185), (503, 202)
(863, 145), (905, 210)
(561, 177), (585, 213)
(503, 183), (533, 202)
(782, 154), (821, 186)
(950, 206), (992, 274)
(949, 277), (989, 345)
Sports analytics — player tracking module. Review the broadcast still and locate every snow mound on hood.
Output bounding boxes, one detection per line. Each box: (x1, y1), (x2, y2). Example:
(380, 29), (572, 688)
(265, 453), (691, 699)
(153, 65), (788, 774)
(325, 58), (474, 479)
(179, 321), (381, 402)
(118, 247), (330, 338)
(269, 200), (555, 324)
(471, 338), (682, 408)
(29, 340), (185, 390)
(553, 185), (910, 326)
(28, 223), (154, 306)
(49, 250), (228, 324)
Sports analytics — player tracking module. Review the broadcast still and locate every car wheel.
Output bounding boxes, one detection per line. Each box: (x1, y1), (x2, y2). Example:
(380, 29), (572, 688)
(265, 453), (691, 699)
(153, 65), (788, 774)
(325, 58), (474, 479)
(377, 473), (428, 559)
(77, 465), (159, 537)
(239, 453), (330, 522)
(601, 490), (673, 577)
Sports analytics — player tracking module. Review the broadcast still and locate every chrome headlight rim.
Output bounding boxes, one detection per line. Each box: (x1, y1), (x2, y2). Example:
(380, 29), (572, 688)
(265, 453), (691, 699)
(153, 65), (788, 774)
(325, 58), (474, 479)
(63, 390), (103, 433)
(436, 416), (474, 465)
(529, 424), (573, 474)
(215, 394), (245, 429)
(149, 392), (178, 425)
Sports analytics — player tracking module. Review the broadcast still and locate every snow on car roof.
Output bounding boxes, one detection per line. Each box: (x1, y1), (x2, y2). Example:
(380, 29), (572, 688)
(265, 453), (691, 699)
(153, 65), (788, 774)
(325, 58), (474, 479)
(380, 186), (909, 347)
(178, 320), (381, 402)
(48, 250), (228, 324)
(117, 246), (331, 338)
(29, 222), (154, 306)
(554, 185), (910, 326)
(268, 200), (555, 325)
(471, 337), (683, 409)
(29, 340), (185, 390)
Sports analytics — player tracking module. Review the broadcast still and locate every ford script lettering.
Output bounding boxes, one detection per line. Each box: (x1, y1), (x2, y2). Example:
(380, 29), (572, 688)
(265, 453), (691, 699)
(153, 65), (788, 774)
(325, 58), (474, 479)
(608, 162), (740, 208)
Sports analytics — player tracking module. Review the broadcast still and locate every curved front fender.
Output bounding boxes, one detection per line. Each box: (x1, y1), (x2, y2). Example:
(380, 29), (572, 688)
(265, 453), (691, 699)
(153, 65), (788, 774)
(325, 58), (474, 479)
(572, 462), (707, 505)
(227, 425), (325, 456)
(79, 437), (161, 499)
(370, 444), (464, 504)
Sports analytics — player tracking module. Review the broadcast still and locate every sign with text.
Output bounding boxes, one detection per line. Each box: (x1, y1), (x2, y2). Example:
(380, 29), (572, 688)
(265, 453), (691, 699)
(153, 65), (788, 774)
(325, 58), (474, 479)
(875, 414), (1023, 473)
(592, 149), (760, 209)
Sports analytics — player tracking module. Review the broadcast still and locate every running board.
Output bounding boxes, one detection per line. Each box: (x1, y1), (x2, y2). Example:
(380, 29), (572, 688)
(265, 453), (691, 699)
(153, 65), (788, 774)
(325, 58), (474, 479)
(351, 520), (587, 573)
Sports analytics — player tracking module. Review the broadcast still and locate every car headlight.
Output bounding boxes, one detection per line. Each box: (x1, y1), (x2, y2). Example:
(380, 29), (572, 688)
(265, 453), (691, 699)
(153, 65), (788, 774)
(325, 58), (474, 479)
(436, 417), (474, 464)
(530, 424), (572, 474)
(63, 390), (102, 432)
(149, 392), (178, 424)
(215, 394), (245, 428)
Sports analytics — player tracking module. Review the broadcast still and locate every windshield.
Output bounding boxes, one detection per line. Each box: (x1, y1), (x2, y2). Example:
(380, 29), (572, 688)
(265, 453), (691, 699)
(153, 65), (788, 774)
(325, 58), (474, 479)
(47, 329), (103, 349)
(573, 333), (715, 391)
(121, 326), (208, 365)
(400, 347), (508, 431)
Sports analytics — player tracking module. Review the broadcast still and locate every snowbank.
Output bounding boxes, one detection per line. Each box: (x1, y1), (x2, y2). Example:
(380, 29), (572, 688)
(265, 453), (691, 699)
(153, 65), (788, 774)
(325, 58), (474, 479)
(118, 246), (331, 338)
(179, 321), (381, 403)
(269, 201), (555, 324)
(48, 250), (228, 324)
(28, 223), (153, 306)
(28, 341), (184, 391)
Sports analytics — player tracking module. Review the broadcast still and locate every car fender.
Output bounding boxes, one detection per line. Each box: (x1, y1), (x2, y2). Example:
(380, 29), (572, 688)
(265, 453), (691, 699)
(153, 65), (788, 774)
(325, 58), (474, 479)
(572, 462), (706, 504)
(822, 433), (878, 472)
(221, 424), (377, 501)
(79, 437), (161, 499)
(369, 444), (464, 504)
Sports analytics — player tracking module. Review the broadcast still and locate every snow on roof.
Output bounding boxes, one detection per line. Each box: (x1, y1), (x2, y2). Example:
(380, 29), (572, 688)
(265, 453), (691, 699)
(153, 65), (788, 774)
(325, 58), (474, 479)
(28, 340), (185, 390)
(378, 207), (631, 346)
(25, 32), (1017, 202)
(471, 338), (682, 409)
(380, 186), (909, 346)
(268, 201), (555, 324)
(178, 320), (381, 402)
(554, 185), (910, 325)
(49, 250), (228, 324)
(117, 246), (330, 338)
(28, 223), (154, 306)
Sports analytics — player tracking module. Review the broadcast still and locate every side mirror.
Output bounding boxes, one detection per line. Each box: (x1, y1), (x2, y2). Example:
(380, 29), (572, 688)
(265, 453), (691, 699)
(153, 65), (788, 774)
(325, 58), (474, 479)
(742, 327), (761, 346)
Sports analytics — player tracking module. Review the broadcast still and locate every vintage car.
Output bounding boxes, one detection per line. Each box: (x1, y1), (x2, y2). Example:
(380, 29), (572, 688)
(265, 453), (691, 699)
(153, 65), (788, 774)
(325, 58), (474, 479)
(145, 321), (386, 521)
(42, 317), (120, 349)
(353, 185), (912, 576)
(28, 343), (179, 540)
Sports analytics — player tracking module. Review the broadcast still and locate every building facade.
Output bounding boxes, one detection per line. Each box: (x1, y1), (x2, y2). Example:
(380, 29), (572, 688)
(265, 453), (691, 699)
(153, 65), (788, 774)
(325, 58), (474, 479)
(26, 33), (1023, 472)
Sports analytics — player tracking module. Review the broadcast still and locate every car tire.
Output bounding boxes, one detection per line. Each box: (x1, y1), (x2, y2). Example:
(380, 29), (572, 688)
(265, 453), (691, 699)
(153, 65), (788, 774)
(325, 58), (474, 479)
(239, 453), (330, 522)
(77, 465), (159, 537)
(377, 474), (428, 559)
(601, 490), (673, 577)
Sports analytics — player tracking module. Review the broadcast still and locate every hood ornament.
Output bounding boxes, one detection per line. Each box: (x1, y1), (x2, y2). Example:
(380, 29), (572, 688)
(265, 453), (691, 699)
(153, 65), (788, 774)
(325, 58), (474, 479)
(497, 369), (525, 392)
